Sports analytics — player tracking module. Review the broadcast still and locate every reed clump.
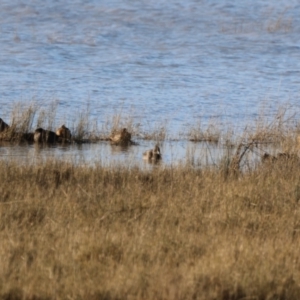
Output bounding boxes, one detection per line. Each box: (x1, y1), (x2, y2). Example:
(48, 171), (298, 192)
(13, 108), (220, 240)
(188, 121), (220, 143)
(139, 121), (168, 141)
(266, 9), (293, 33)
(0, 104), (37, 142)
(0, 157), (300, 299)
(246, 105), (296, 145)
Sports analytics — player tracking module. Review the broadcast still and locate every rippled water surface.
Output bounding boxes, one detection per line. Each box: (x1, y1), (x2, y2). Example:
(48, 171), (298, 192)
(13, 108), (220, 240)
(1, 0), (300, 164)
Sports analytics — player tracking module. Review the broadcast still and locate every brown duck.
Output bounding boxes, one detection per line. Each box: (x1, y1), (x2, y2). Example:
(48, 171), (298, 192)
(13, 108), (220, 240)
(110, 128), (132, 145)
(56, 125), (72, 140)
(34, 128), (57, 143)
(143, 144), (161, 161)
(0, 118), (9, 132)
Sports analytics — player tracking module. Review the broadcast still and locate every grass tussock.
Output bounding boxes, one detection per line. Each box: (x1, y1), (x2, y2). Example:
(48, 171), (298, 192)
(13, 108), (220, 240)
(0, 103), (37, 142)
(138, 119), (168, 141)
(188, 121), (221, 143)
(0, 157), (300, 299)
(220, 9), (293, 34)
(246, 105), (295, 144)
(266, 9), (293, 33)
(102, 110), (140, 139)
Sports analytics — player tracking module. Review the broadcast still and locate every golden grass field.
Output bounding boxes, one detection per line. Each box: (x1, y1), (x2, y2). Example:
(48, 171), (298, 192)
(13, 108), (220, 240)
(0, 153), (300, 300)
(0, 103), (300, 299)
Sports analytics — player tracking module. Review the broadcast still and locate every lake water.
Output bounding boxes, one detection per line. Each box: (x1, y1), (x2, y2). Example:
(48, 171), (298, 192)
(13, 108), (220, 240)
(0, 0), (300, 166)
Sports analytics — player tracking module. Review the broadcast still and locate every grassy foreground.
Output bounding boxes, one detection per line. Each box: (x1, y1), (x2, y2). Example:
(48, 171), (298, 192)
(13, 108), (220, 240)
(0, 157), (300, 300)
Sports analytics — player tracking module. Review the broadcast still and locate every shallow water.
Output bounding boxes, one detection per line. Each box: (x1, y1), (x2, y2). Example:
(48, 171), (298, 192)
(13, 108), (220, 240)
(0, 140), (210, 167)
(0, 139), (262, 170)
(0, 0), (299, 164)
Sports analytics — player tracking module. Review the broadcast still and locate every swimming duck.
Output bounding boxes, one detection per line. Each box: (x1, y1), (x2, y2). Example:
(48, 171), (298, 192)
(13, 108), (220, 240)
(110, 128), (132, 144)
(262, 151), (299, 162)
(143, 144), (161, 161)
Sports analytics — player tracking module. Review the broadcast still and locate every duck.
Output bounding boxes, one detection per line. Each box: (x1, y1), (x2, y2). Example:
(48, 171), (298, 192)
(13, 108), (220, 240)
(34, 128), (57, 143)
(110, 128), (132, 145)
(143, 144), (161, 162)
(0, 118), (9, 132)
(56, 124), (72, 140)
(262, 152), (298, 163)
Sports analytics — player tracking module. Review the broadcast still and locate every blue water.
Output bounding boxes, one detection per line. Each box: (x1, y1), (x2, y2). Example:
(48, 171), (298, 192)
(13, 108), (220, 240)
(0, 0), (299, 165)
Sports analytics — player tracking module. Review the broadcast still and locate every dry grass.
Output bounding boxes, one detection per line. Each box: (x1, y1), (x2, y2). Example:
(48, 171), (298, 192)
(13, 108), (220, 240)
(188, 121), (221, 144)
(0, 152), (300, 299)
(0, 103), (37, 142)
(246, 105), (295, 144)
(137, 119), (168, 142)
(219, 8), (293, 34)
(2, 102), (300, 149)
(266, 9), (293, 33)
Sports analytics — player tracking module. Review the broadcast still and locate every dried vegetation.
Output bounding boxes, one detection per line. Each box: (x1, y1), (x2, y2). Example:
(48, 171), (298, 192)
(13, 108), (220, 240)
(1, 104), (300, 298)
(0, 152), (300, 299)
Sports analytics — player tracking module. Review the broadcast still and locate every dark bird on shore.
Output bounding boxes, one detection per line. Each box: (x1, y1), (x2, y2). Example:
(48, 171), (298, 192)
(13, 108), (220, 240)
(0, 118), (9, 132)
(56, 125), (72, 140)
(34, 128), (57, 143)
